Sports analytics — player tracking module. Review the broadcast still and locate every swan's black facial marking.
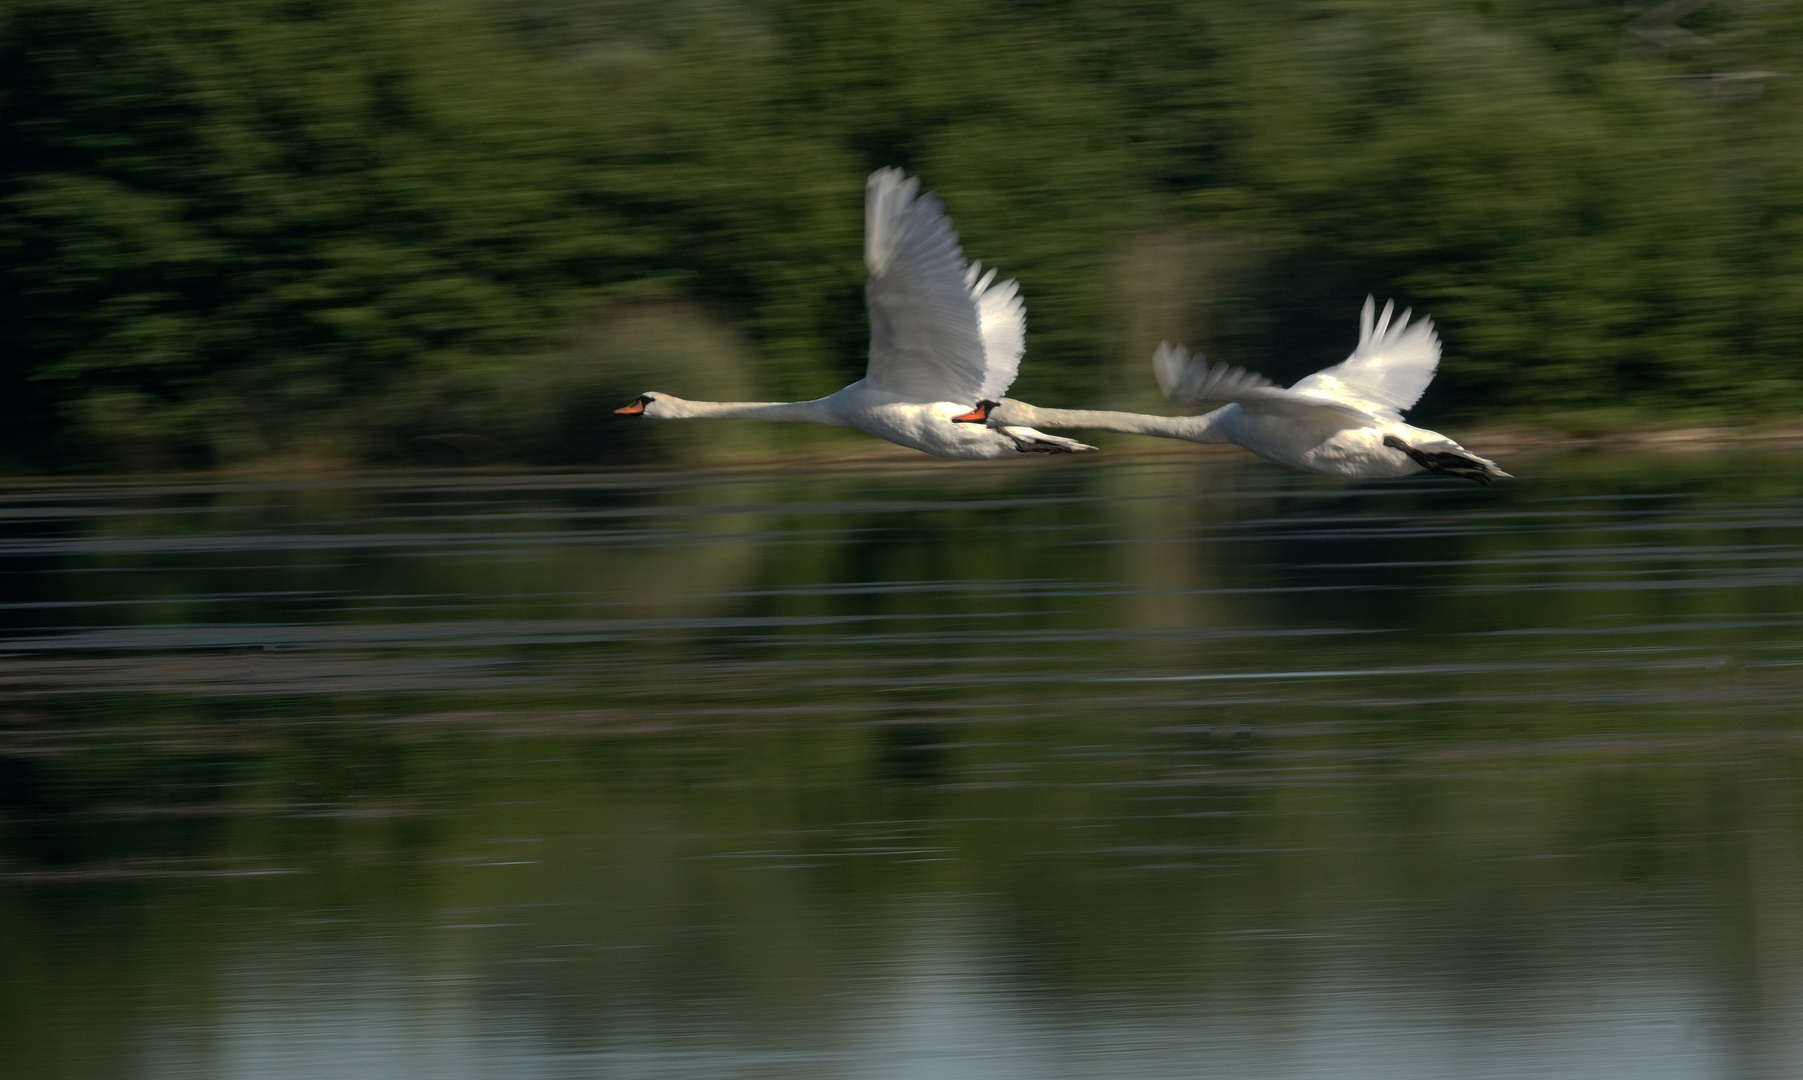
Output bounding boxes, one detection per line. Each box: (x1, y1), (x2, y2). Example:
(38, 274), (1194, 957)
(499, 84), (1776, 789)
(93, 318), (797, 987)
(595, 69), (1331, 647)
(952, 400), (998, 424)
(615, 394), (654, 416)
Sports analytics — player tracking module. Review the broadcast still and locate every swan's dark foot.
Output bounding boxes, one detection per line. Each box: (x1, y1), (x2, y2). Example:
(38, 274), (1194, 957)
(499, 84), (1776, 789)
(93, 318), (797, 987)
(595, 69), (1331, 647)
(1383, 434), (1496, 486)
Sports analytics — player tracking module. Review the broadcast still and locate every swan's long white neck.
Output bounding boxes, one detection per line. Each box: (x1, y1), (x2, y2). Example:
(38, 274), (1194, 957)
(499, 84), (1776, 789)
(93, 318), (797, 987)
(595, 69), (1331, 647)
(994, 400), (1231, 443)
(653, 396), (842, 424)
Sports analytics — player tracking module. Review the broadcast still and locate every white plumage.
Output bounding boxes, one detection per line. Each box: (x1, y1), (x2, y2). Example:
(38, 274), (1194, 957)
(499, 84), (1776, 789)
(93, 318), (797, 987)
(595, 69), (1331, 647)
(1293, 296), (1442, 420)
(616, 169), (1090, 459)
(974, 297), (1509, 483)
(1160, 297), (1441, 427)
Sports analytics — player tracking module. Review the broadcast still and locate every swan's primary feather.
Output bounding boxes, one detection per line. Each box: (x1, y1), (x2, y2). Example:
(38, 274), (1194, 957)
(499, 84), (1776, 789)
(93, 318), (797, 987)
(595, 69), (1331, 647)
(864, 169), (1018, 404)
(969, 261), (1025, 404)
(1289, 296), (1440, 422)
(1153, 342), (1276, 403)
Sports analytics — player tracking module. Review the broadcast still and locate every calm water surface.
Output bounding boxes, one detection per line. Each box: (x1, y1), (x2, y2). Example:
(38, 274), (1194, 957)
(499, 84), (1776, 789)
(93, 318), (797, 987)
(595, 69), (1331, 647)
(4, 452), (1803, 1079)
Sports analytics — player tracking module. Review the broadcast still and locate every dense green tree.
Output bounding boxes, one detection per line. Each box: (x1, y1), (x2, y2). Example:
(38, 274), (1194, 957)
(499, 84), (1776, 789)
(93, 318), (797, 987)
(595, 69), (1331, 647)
(2, 0), (1801, 469)
(0, 0), (675, 466)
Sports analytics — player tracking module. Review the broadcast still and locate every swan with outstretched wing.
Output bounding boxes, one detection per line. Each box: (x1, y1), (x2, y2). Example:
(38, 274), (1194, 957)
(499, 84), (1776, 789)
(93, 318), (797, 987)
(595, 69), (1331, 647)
(616, 169), (1092, 459)
(957, 297), (1507, 483)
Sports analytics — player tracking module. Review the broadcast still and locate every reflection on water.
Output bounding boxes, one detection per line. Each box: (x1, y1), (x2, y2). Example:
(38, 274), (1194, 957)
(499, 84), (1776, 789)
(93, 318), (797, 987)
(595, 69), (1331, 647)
(3, 453), (1803, 1078)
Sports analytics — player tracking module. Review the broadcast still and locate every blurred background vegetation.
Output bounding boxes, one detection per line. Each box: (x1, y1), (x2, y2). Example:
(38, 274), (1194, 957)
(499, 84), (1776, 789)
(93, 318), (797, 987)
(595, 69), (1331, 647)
(2, 0), (1801, 471)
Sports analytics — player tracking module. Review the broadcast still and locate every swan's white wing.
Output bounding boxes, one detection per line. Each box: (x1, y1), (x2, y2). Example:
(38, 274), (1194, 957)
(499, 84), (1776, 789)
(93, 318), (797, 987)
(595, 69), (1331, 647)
(1289, 296), (1440, 422)
(1154, 341), (1279, 403)
(969, 261), (1025, 402)
(1153, 341), (1376, 427)
(864, 169), (988, 404)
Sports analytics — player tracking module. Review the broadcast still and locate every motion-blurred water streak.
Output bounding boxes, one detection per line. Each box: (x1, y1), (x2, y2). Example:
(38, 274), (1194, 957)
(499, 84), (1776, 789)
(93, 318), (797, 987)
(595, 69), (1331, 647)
(4, 452), (1803, 1079)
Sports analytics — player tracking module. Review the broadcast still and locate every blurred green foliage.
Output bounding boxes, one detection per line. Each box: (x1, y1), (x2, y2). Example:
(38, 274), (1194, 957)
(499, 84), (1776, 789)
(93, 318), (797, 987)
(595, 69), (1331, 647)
(2, 0), (1801, 469)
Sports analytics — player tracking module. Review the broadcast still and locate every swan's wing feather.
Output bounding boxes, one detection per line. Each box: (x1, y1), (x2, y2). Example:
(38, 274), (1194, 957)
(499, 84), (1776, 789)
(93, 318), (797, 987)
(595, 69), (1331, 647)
(864, 169), (989, 403)
(1289, 296), (1441, 421)
(1234, 392), (1378, 429)
(1153, 341), (1374, 429)
(1153, 341), (1279, 404)
(970, 262), (1026, 402)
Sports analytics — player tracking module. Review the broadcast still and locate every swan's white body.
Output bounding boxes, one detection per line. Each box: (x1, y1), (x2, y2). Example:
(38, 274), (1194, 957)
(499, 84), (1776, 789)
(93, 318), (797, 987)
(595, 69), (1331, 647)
(981, 298), (1507, 483)
(618, 170), (1092, 459)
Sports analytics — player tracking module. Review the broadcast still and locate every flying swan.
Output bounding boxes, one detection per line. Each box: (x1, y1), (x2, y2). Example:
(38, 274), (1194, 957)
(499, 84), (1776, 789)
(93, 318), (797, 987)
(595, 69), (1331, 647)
(954, 298), (1508, 483)
(615, 169), (1093, 458)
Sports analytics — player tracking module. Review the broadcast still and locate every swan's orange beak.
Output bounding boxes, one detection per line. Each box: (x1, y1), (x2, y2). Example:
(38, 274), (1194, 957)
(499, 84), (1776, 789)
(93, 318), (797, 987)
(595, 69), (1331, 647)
(615, 396), (649, 416)
(951, 401), (996, 424)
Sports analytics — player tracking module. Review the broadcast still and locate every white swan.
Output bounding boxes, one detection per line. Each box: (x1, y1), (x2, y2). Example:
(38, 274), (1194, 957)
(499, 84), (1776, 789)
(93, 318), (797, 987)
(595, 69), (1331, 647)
(615, 169), (1093, 458)
(955, 297), (1508, 484)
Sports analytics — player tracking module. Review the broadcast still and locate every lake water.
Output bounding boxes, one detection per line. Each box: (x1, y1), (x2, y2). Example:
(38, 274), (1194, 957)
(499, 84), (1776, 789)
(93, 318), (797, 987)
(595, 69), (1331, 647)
(4, 450), (1803, 1079)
